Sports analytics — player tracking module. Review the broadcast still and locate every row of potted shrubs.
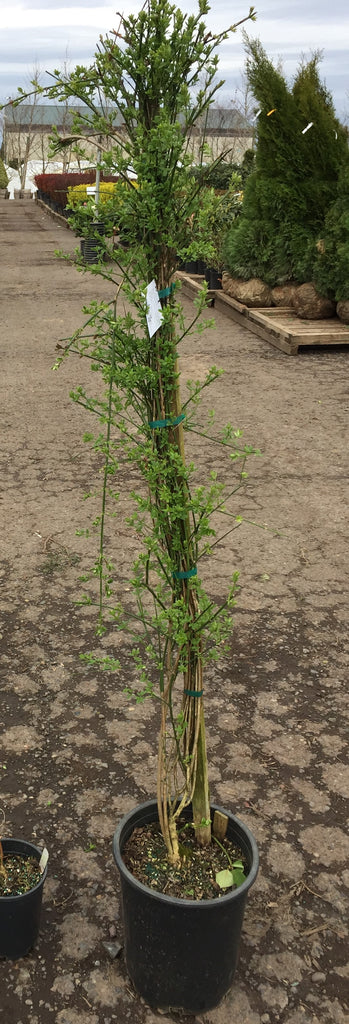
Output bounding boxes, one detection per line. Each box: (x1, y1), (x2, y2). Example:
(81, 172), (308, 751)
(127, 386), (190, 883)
(34, 173), (224, 286)
(34, 172), (120, 216)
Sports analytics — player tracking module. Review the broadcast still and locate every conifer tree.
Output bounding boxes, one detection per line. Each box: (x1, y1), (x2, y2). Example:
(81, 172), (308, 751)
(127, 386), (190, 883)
(224, 43), (348, 286)
(313, 161), (349, 301)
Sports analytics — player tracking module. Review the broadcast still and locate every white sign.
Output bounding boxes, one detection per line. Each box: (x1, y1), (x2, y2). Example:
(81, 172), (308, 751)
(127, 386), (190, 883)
(146, 280), (163, 338)
(302, 122), (314, 135)
(39, 848), (49, 873)
(86, 186), (96, 195)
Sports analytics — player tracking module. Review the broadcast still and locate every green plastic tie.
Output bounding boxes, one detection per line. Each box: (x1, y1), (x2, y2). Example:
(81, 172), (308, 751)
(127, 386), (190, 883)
(184, 688), (203, 698)
(149, 413), (185, 429)
(173, 566), (197, 580)
(158, 282), (176, 299)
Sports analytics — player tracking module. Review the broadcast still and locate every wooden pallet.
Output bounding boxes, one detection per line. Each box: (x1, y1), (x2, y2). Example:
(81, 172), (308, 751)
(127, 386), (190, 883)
(175, 271), (215, 305)
(162, 272), (349, 355)
(214, 293), (349, 355)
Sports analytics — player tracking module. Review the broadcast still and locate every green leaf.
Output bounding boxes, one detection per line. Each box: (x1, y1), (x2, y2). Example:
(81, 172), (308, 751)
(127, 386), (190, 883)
(216, 869), (234, 889)
(232, 867), (246, 888)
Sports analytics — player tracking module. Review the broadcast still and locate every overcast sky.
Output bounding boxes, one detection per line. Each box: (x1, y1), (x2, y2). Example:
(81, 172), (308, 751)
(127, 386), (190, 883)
(1, 0), (348, 120)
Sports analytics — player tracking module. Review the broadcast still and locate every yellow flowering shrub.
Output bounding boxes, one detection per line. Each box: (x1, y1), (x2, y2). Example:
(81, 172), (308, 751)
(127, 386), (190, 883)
(67, 181), (117, 206)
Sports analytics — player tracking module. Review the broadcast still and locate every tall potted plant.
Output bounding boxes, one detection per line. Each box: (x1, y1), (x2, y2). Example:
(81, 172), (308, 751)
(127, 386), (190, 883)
(19, 0), (259, 1011)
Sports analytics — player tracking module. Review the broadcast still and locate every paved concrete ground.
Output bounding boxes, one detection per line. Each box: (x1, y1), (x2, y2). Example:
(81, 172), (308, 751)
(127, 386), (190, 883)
(0, 199), (348, 1024)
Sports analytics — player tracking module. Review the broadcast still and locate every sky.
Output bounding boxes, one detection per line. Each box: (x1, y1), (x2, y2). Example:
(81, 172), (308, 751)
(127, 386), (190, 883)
(0, 0), (348, 121)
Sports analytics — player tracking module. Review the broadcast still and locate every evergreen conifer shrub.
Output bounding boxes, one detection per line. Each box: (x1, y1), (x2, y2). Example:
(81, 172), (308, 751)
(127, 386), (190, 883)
(223, 44), (348, 286)
(313, 164), (349, 301)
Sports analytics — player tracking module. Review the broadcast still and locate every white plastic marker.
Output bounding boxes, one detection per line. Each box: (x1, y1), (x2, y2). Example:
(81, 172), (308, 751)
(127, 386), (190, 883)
(39, 848), (49, 874)
(146, 280), (163, 338)
(252, 109), (261, 122)
(302, 121), (314, 134)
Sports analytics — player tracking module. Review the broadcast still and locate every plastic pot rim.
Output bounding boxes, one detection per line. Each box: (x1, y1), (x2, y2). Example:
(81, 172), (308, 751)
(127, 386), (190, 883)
(113, 799), (259, 909)
(0, 838), (48, 902)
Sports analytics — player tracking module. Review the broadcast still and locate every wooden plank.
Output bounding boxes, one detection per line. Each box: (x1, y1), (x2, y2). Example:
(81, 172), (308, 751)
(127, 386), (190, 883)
(215, 292), (297, 353)
(252, 306), (292, 317)
(244, 314), (298, 355)
(214, 291), (249, 320)
(176, 272), (214, 305)
(250, 308), (349, 345)
(248, 309), (296, 344)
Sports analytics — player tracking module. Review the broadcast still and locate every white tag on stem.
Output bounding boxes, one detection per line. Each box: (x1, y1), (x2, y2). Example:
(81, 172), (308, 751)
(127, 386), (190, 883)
(146, 280), (163, 338)
(39, 848), (49, 873)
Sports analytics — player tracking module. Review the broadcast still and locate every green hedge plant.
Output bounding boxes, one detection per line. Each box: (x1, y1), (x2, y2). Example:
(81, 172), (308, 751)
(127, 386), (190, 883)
(313, 163), (349, 301)
(224, 45), (348, 286)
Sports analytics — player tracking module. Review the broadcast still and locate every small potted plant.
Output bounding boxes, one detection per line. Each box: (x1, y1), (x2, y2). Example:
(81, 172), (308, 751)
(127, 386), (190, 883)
(204, 172), (244, 289)
(65, 189), (107, 263)
(28, 0), (259, 1012)
(0, 837), (48, 959)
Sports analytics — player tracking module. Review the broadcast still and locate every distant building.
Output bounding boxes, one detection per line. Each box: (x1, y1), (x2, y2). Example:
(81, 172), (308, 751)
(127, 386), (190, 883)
(3, 102), (253, 170)
(186, 107), (253, 163)
(2, 104), (126, 170)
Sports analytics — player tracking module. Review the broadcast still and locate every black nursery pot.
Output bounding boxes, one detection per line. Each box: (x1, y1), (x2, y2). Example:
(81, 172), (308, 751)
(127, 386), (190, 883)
(80, 222), (106, 264)
(183, 259), (198, 274)
(90, 220), (105, 235)
(0, 839), (48, 960)
(205, 266), (222, 290)
(113, 800), (258, 1013)
(80, 237), (103, 264)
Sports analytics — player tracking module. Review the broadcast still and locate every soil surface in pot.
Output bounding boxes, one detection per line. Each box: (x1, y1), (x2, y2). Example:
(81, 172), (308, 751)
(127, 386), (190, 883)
(0, 852), (41, 896)
(122, 820), (247, 899)
(0, 201), (348, 1024)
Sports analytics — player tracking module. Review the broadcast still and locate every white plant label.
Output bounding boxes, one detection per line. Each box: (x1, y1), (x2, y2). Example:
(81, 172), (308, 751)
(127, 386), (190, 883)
(39, 848), (49, 873)
(302, 121), (314, 134)
(146, 280), (163, 338)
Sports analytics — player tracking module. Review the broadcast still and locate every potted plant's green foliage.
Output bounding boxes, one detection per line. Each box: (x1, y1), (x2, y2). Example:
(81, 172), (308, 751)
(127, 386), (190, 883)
(66, 180), (141, 261)
(204, 172), (244, 287)
(223, 44), (349, 286)
(66, 181), (117, 238)
(15, 0), (260, 1010)
(66, 188), (107, 263)
(0, 838), (48, 959)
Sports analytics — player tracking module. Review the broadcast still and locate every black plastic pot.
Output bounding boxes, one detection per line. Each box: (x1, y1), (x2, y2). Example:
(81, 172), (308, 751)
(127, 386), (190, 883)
(113, 800), (258, 1013)
(197, 259), (206, 275)
(81, 222), (106, 264)
(90, 220), (106, 236)
(205, 267), (222, 290)
(80, 238), (103, 264)
(183, 259), (198, 274)
(0, 839), (48, 960)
